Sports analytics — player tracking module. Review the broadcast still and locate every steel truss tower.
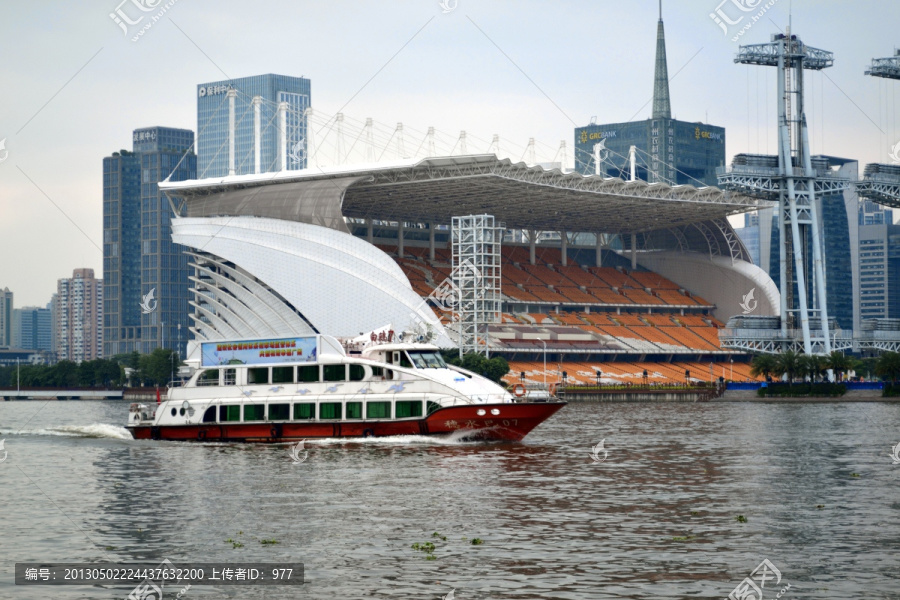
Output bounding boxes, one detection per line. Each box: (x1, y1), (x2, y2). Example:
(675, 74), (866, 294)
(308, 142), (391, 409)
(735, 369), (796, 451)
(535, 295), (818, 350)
(451, 215), (502, 357)
(856, 50), (900, 208)
(721, 32), (835, 355)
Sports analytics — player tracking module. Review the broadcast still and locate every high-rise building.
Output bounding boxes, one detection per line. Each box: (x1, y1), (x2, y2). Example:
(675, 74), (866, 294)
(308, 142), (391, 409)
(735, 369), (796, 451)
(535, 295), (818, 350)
(103, 126), (196, 357)
(734, 212), (761, 266)
(197, 74), (311, 178)
(858, 222), (900, 321)
(14, 305), (54, 354)
(859, 200), (893, 226)
(0, 288), (12, 348)
(574, 9), (725, 185)
(57, 268), (103, 363)
(765, 156), (858, 331)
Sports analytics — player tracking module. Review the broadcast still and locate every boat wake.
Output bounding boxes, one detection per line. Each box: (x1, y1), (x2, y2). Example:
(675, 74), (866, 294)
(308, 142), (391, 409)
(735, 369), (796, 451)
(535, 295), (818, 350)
(0, 423), (132, 440)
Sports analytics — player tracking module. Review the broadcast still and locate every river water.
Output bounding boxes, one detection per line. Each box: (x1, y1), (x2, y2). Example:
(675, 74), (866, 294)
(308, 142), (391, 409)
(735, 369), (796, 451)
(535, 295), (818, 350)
(0, 400), (898, 599)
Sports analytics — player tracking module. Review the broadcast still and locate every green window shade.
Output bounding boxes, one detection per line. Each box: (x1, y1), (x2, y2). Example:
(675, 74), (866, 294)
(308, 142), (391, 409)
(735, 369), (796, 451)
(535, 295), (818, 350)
(219, 405), (241, 422)
(366, 401), (391, 419)
(272, 367), (294, 384)
(248, 367), (269, 384)
(319, 402), (342, 419)
(426, 401), (442, 415)
(293, 403), (315, 420)
(244, 404), (265, 421)
(323, 364), (346, 382)
(349, 364), (365, 381)
(346, 402), (362, 419)
(269, 403), (290, 420)
(395, 401), (422, 418)
(298, 365), (319, 383)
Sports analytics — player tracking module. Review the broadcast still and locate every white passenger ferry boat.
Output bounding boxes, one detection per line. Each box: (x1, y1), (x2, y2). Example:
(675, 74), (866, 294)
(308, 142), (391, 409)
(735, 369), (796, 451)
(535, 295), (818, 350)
(127, 334), (565, 442)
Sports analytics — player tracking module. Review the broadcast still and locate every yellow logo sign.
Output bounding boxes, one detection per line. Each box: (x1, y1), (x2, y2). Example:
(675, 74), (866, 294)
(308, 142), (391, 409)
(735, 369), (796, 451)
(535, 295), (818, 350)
(580, 131), (588, 144)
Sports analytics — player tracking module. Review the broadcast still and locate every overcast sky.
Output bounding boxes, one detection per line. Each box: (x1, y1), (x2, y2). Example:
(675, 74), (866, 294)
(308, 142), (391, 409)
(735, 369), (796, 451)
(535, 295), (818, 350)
(1, 0), (898, 306)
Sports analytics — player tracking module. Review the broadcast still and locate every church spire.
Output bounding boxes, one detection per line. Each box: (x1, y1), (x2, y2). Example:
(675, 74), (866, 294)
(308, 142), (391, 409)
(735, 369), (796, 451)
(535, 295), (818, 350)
(652, 1), (672, 119)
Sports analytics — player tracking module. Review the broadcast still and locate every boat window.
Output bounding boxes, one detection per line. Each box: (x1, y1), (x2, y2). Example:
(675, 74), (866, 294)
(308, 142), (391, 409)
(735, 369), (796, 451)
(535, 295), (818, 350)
(248, 367), (269, 385)
(298, 365), (318, 383)
(202, 406), (217, 422)
(272, 366), (293, 384)
(323, 364), (346, 382)
(426, 401), (442, 415)
(371, 366), (383, 377)
(293, 403), (315, 420)
(398, 352), (413, 369)
(269, 403), (290, 420)
(407, 351), (447, 369)
(396, 400), (423, 418)
(244, 404), (265, 421)
(346, 402), (362, 419)
(319, 402), (342, 419)
(197, 369), (219, 386)
(219, 405), (241, 422)
(349, 364), (365, 381)
(367, 401), (391, 419)
(223, 369), (237, 386)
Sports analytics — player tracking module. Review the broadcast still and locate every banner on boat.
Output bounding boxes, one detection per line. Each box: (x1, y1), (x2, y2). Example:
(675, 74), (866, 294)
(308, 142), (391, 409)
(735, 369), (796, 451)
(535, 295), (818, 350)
(201, 337), (318, 367)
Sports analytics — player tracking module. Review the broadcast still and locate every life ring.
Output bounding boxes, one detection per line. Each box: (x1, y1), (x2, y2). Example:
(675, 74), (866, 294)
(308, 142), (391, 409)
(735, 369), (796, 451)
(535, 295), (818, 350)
(513, 383), (527, 398)
(363, 428), (375, 438)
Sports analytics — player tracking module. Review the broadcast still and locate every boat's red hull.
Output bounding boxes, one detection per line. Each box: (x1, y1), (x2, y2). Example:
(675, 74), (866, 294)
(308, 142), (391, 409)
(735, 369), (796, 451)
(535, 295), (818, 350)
(128, 402), (565, 442)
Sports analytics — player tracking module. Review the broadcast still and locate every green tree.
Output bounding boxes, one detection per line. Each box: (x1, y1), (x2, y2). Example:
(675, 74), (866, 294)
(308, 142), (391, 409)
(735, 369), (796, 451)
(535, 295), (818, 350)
(801, 354), (828, 383)
(875, 352), (900, 384)
(442, 352), (510, 385)
(138, 348), (182, 386)
(774, 350), (803, 384)
(750, 354), (776, 381)
(826, 351), (853, 382)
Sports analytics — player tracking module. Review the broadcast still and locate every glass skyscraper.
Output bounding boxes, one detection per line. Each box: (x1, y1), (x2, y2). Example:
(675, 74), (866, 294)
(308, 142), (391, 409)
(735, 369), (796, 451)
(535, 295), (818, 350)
(573, 13), (725, 186)
(197, 74), (311, 178)
(103, 126), (196, 358)
(14, 305), (54, 353)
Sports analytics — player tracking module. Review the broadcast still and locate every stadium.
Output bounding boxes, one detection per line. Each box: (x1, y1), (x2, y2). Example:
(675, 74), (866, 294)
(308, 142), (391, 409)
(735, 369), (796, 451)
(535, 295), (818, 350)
(160, 152), (775, 387)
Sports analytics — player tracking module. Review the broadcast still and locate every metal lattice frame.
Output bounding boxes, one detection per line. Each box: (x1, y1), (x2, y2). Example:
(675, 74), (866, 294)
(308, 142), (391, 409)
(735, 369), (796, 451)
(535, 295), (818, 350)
(856, 165), (900, 207)
(718, 32), (836, 355)
(452, 215), (502, 358)
(865, 50), (900, 80)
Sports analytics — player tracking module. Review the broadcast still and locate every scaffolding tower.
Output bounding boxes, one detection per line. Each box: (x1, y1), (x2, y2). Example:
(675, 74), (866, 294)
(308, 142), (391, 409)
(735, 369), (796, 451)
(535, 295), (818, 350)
(451, 215), (502, 357)
(717, 32), (835, 355)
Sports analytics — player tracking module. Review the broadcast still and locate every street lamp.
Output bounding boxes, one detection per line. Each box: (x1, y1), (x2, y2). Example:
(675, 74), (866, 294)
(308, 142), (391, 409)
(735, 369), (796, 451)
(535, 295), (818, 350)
(642, 369), (648, 386)
(730, 358), (734, 381)
(596, 369), (602, 387)
(685, 369), (691, 386)
(538, 338), (547, 391)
